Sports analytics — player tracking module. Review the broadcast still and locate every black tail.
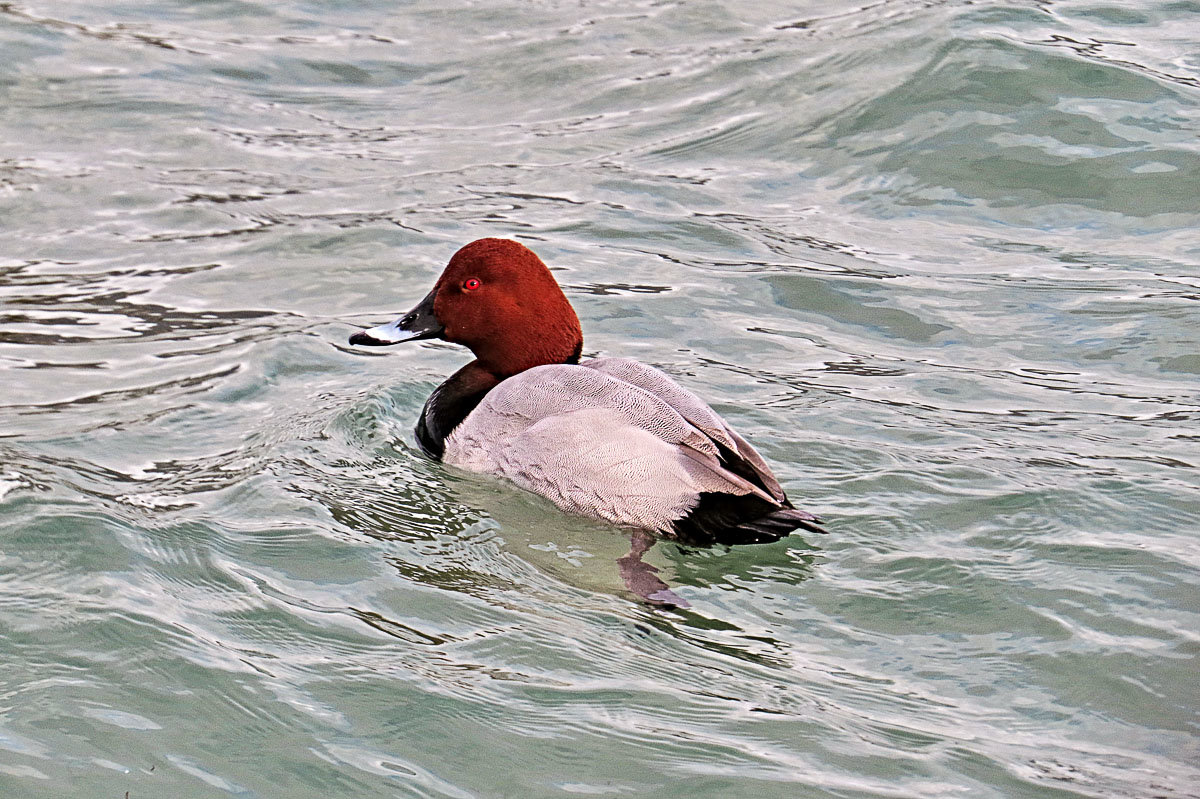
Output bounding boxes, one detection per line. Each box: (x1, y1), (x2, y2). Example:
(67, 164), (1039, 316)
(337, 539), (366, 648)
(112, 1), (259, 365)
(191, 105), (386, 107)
(671, 492), (829, 547)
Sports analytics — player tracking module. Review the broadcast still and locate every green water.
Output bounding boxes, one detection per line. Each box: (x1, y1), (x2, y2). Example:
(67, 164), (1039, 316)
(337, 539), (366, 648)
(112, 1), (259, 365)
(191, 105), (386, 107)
(2, 1), (1198, 797)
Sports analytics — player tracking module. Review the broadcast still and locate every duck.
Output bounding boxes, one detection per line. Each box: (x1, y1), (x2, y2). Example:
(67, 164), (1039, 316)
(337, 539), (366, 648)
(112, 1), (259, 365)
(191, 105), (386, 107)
(349, 238), (827, 547)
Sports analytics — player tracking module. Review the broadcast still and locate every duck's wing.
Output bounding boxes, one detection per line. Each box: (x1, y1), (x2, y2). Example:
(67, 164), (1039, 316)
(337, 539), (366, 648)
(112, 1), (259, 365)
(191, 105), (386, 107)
(442, 364), (825, 544)
(581, 357), (786, 502)
(445, 363), (764, 495)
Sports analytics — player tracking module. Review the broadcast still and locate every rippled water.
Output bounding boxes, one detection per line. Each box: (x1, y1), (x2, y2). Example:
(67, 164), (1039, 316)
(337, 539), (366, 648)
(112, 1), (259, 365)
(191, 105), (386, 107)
(3, 1), (1199, 796)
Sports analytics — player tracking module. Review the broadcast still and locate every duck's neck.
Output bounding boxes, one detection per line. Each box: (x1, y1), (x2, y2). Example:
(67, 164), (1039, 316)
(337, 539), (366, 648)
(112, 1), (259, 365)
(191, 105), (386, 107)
(415, 361), (500, 459)
(416, 338), (584, 458)
(472, 335), (583, 379)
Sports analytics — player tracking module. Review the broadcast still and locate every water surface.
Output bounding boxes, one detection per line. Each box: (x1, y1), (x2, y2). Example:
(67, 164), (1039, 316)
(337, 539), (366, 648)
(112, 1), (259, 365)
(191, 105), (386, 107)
(2, 1), (1199, 797)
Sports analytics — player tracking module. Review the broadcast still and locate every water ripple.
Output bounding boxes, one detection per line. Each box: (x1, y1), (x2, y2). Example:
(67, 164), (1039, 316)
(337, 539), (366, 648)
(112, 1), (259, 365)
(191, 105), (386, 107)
(2, 0), (1198, 797)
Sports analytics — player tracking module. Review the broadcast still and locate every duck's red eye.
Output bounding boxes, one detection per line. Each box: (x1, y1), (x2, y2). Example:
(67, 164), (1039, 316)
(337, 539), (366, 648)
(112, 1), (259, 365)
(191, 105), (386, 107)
(462, 278), (481, 292)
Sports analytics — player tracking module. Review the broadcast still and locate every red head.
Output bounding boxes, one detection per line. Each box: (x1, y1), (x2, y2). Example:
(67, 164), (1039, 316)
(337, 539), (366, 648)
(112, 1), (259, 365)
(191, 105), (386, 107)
(349, 238), (583, 379)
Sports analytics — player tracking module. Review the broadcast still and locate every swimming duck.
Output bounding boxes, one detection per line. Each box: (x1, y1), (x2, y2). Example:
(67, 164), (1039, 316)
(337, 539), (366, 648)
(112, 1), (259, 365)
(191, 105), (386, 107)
(349, 238), (827, 546)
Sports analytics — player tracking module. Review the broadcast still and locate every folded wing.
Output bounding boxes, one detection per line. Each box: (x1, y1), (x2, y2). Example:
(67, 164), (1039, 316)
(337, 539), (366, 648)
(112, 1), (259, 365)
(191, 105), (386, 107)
(443, 361), (826, 544)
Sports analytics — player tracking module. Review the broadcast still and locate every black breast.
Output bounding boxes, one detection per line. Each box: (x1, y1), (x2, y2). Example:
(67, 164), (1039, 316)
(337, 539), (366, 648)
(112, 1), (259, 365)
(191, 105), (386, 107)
(415, 361), (498, 459)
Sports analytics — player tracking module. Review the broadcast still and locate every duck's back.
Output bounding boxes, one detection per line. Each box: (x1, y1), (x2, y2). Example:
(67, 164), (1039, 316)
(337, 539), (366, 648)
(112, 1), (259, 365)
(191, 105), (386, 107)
(441, 358), (824, 545)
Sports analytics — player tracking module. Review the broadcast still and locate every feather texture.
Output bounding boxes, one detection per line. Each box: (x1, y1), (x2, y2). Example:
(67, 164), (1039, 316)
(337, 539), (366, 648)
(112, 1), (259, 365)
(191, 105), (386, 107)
(442, 358), (825, 542)
(349, 239), (828, 545)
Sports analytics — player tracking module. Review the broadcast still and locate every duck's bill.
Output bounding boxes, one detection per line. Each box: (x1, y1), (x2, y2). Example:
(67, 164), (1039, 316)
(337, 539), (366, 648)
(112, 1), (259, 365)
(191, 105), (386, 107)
(348, 287), (443, 346)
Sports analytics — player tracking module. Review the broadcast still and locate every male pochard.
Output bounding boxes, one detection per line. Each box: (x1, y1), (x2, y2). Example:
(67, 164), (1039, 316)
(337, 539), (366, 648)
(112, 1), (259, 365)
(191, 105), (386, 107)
(349, 238), (826, 546)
